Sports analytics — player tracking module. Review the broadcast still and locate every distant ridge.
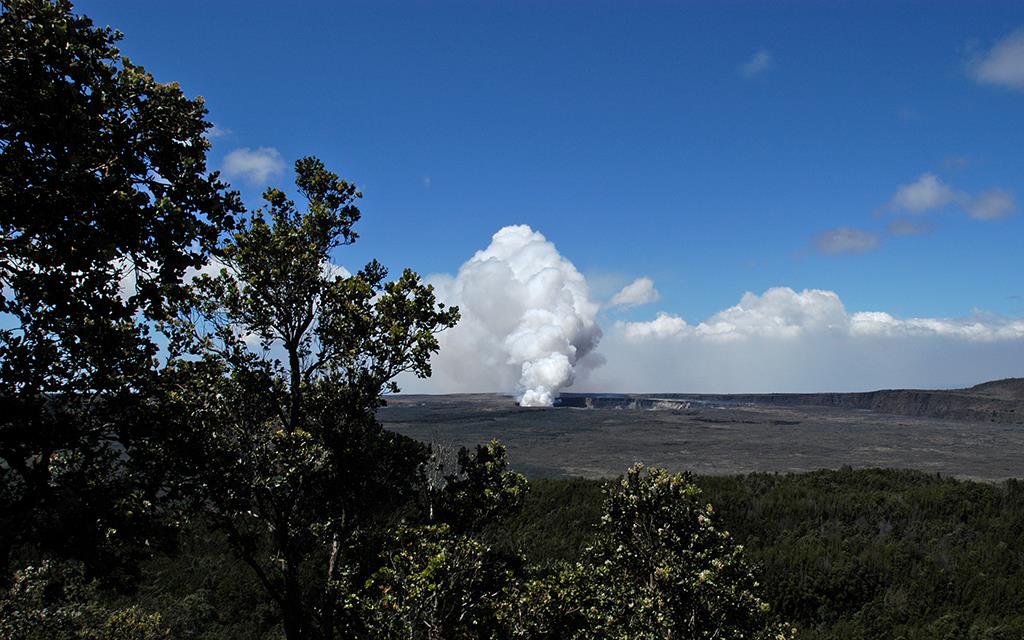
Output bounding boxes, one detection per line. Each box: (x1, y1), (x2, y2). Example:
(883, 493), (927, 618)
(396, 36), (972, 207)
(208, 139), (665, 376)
(559, 378), (1024, 424)
(965, 378), (1024, 399)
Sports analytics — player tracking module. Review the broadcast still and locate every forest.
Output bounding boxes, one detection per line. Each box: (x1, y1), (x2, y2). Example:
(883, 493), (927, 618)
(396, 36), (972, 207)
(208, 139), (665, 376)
(1, 2), (1021, 639)
(47, 469), (1024, 640)
(490, 471), (1024, 640)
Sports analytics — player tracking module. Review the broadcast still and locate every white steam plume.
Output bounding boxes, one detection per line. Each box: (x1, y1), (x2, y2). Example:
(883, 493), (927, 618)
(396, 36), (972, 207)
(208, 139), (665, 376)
(425, 225), (602, 406)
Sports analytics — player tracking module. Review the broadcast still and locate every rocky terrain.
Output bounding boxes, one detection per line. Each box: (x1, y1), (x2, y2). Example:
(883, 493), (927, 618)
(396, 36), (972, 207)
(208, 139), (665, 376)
(379, 379), (1024, 481)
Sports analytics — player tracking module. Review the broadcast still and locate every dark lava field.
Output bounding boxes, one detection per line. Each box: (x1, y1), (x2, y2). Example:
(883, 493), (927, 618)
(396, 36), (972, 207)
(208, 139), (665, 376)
(378, 379), (1024, 481)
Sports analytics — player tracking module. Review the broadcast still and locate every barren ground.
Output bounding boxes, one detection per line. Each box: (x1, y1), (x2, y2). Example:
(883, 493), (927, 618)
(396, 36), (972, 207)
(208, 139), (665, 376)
(379, 392), (1024, 481)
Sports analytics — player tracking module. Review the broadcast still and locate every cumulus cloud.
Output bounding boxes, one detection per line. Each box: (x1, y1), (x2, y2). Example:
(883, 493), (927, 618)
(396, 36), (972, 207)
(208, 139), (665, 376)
(592, 287), (1024, 392)
(420, 225), (602, 406)
(619, 287), (1024, 345)
(965, 189), (1016, 220)
(620, 311), (687, 341)
(739, 49), (774, 78)
(608, 277), (660, 308)
(970, 28), (1024, 90)
(848, 310), (1024, 341)
(618, 288), (848, 343)
(887, 173), (957, 213)
(813, 227), (880, 254)
(222, 147), (286, 185)
(883, 173), (1014, 222)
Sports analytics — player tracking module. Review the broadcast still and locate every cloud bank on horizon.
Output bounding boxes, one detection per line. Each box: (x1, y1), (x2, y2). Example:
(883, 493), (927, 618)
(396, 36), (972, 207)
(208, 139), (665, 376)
(401, 227), (1024, 402)
(601, 288), (1024, 393)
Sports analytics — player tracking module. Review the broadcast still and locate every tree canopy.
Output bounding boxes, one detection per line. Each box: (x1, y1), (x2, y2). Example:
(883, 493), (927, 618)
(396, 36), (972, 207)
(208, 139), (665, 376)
(0, 0), (241, 585)
(0, 3), (796, 640)
(162, 156), (460, 639)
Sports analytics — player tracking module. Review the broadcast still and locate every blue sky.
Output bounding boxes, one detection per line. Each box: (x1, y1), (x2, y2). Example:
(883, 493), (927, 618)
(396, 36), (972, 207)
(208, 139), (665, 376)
(75, 1), (1024, 393)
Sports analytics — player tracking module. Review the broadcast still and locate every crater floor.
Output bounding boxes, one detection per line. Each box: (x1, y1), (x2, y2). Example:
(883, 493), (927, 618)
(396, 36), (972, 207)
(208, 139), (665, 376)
(379, 392), (1024, 481)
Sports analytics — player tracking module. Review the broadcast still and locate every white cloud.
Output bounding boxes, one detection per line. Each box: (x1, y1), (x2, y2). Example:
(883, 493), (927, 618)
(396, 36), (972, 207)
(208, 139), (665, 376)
(849, 311), (1024, 341)
(114, 256), (141, 302)
(813, 227), (880, 254)
(222, 147), (286, 185)
(884, 173), (1015, 222)
(321, 260), (351, 280)
(965, 189), (1016, 220)
(619, 287), (1024, 346)
(183, 256), (228, 282)
(699, 288), (848, 340)
(181, 256), (349, 287)
(589, 287), (1024, 393)
(888, 219), (933, 236)
(887, 173), (957, 213)
(609, 277), (660, 308)
(206, 124), (232, 140)
(619, 312), (688, 341)
(620, 288), (849, 344)
(739, 49), (774, 78)
(970, 28), (1024, 90)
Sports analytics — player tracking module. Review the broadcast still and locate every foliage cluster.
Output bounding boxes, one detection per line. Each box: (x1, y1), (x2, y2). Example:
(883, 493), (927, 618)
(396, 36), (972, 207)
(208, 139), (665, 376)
(0, 2), (790, 639)
(493, 465), (793, 640)
(83, 466), (793, 640)
(491, 469), (1024, 640)
(0, 560), (169, 640)
(1, 0), (242, 590)
(39, 468), (1024, 640)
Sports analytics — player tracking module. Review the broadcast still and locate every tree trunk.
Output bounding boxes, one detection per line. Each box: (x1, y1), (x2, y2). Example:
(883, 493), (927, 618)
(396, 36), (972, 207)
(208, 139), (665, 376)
(282, 604), (304, 640)
(288, 343), (301, 432)
(282, 559), (306, 640)
(321, 535), (342, 640)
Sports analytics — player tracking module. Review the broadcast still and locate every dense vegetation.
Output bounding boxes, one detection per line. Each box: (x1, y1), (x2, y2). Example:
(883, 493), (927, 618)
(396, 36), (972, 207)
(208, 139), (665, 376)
(489, 470), (1024, 640)
(1, 2), (790, 639)
(4, 2), (1022, 639)
(9, 468), (1019, 639)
